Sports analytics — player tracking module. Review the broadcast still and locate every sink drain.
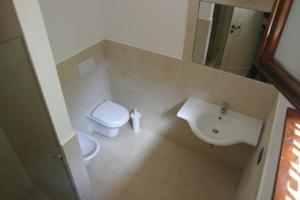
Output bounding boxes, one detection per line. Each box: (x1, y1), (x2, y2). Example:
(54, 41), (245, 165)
(212, 128), (219, 134)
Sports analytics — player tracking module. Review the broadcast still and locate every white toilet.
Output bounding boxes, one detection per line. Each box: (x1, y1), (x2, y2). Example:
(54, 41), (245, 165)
(87, 100), (129, 138)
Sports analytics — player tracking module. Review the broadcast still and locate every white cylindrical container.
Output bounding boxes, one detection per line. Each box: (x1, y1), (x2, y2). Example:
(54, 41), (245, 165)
(131, 109), (141, 134)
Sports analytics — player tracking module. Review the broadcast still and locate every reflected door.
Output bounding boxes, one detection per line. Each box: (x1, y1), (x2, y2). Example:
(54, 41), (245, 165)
(221, 7), (263, 75)
(0, 37), (78, 200)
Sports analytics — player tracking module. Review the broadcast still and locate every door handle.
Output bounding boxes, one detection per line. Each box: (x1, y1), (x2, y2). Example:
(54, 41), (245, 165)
(53, 153), (63, 161)
(231, 25), (241, 30)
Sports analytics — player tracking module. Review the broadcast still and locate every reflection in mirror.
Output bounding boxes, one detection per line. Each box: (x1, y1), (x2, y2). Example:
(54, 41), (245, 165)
(192, 2), (270, 79)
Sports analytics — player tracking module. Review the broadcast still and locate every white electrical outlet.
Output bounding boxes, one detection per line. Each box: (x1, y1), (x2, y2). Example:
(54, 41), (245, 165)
(78, 57), (96, 77)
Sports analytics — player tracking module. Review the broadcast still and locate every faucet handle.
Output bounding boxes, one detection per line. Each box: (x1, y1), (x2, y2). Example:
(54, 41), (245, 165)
(221, 102), (229, 108)
(220, 102), (229, 115)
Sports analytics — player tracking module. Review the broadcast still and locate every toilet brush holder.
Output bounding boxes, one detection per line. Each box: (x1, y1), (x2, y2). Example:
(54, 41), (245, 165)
(131, 109), (141, 134)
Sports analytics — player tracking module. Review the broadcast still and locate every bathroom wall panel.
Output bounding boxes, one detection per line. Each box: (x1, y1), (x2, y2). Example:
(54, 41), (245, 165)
(105, 40), (278, 169)
(13, 0), (75, 145)
(56, 41), (109, 200)
(38, 0), (106, 63)
(11, 1), (94, 199)
(192, 19), (211, 64)
(57, 40), (111, 133)
(256, 94), (293, 200)
(0, 0), (22, 43)
(236, 93), (293, 200)
(103, 0), (188, 59)
(62, 136), (94, 200)
(235, 99), (276, 200)
(37, 0), (274, 64)
(0, 1), (79, 199)
(0, 37), (76, 200)
(0, 127), (33, 200)
(106, 40), (277, 122)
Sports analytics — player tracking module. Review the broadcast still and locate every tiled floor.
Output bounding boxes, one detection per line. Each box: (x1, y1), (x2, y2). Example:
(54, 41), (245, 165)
(88, 125), (241, 200)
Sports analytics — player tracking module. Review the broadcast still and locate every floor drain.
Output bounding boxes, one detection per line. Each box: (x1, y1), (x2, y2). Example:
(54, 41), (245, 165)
(212, 128), (219, 134)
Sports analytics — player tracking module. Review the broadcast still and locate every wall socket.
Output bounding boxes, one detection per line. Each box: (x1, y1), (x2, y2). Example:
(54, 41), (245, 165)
(78, 57), (96, 77)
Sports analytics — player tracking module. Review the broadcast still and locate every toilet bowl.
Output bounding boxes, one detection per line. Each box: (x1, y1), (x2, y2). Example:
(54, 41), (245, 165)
(75, 129), (100, 166)
(87, 100), (129, 138)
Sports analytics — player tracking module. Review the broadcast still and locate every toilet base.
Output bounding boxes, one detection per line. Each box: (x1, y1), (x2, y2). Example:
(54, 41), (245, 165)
(89, 119), (120, 138)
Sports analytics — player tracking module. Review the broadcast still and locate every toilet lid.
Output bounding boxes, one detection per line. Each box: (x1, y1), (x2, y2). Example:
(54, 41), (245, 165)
(91, 101), (129, 128)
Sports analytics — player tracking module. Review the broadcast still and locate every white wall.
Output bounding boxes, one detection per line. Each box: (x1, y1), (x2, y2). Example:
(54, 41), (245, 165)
(256, 94), (293, 200)
(235, 101), (276, 200)
(103, 0), (189, 59)
(236, 93), (294, 200)
(38, 0), (105, 63)
(38, 0), (190, 61)
(38, 0), (190, 63)
(37, 0), (275, 64)
(198, 2), (215, 20)
(12, 0), (75, 145)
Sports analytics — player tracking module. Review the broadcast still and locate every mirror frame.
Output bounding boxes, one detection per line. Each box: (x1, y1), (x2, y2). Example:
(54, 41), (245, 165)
(257, 0), (300, 109)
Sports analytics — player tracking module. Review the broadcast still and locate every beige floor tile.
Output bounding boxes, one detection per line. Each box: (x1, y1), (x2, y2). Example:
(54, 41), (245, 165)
(88, 125), (241, 200)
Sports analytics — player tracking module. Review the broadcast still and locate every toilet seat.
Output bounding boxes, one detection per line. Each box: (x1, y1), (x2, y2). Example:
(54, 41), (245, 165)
(90, 101), (129, 128)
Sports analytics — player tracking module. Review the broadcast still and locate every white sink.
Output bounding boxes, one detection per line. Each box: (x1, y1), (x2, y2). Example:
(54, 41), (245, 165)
(177, 97), (263, 146)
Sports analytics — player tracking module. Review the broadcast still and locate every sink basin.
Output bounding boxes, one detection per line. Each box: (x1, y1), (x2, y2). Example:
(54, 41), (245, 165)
(177, 97), (263, 146)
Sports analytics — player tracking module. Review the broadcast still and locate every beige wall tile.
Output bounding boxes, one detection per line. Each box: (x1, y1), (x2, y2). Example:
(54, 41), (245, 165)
(62, 136), (94, 200)
(235, 95), (276, 200)
(183, 0), (200, 62)
(57, 40), (111, 132)
(106, 40), (277, 120)
(105, 40), (278, 169)
(57, 38), (278, 169)
(192, 19), (211, 64)
(163, 58), (278, 120)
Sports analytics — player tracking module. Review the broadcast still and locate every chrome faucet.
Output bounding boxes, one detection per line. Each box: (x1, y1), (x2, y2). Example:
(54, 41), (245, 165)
(220, 102), (229, 115)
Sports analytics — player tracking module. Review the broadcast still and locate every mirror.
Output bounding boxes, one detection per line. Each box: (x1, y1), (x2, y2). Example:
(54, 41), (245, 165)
(257, 0), (300, 109)
(192, 2), (270, 79)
